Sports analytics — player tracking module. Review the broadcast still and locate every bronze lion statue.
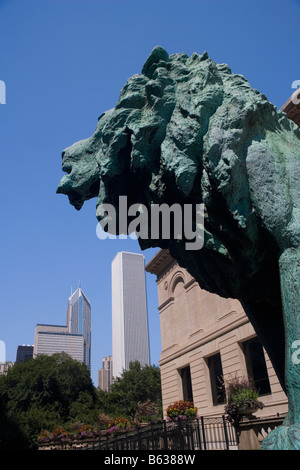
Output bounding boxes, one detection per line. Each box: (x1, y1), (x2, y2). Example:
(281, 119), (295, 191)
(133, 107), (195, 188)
(57, 47), (300, 449)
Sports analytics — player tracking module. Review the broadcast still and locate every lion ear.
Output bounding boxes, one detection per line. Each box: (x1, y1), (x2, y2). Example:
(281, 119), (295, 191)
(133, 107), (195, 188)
(142, 46), (169, 78)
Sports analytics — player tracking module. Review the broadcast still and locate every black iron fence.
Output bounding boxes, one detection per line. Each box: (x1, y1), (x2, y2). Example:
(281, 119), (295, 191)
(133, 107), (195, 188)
(76, 416), (238, 451)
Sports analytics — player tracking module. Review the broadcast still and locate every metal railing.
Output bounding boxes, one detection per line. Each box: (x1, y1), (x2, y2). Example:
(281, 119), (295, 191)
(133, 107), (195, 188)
(76, 416), (238, 451)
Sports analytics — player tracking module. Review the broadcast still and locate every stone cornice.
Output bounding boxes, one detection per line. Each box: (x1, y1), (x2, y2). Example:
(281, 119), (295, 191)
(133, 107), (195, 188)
(145, 249), (176, 280)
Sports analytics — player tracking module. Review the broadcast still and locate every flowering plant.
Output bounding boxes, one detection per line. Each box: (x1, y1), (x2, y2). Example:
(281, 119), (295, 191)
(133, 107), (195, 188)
(38, 427), (73, 443)
(37, 424), (100, 445)
(223, 375), (264, 424)
(166, 400), (198, 421)
(76, 424), (97, 439)
(107, 417), (131, 434)
(37, 430), (51, 444)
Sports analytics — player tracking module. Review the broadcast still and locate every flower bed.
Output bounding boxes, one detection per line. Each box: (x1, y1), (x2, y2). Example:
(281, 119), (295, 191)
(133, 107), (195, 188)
(37, 424), (101, 446)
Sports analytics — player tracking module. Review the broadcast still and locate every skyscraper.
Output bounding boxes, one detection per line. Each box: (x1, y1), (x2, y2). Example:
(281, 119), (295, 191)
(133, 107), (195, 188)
(111, 252), (150, 379)
(66, 284), (91, 369)
(34, 324), (84, 363)
(16, 345), (33, 363)
(98, 355), (113, 391)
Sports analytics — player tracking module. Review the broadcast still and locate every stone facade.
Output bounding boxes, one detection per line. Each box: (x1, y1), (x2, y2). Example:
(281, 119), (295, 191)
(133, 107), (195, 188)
(145, 249), (288, 419)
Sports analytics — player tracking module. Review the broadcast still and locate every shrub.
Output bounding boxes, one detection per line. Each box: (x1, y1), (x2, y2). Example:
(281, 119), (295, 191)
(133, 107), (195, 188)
(97, 413), (112, 429)
(134, 400), (161, 424)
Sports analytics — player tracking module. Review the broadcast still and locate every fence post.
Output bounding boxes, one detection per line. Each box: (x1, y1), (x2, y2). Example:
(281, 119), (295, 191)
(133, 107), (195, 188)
(163, 420), (168, 449)
(186, 420), (194, 450)
(200, 416), (207, 450)
(150, 421), (154, 450)
(177, 418), (185, 450)
(137, 426), (142, 450)
(196, 418), (202, 451)
(222, 415), (230, 450)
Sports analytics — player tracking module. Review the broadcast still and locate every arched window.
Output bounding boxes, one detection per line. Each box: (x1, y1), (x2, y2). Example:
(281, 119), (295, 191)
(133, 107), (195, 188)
(169, 272), (186, 296)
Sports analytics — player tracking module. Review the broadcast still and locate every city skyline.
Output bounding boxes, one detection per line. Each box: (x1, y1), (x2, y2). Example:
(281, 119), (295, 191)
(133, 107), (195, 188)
(1, 257), (158, 385)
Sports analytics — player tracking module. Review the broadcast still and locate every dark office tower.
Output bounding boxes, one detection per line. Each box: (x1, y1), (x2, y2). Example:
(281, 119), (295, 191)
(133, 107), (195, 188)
(66, 284), (91, 369)
(16, 345), (33, 363)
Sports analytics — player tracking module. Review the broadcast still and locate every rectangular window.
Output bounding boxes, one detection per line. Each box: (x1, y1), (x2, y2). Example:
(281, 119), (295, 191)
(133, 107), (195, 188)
(243, 337), (271, 395)
(180, 366), (193, 402)
(207, 353), (226, 405)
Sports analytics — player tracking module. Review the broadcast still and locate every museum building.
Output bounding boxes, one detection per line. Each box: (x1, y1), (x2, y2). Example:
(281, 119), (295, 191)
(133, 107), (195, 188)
(146, 249), (288, 419)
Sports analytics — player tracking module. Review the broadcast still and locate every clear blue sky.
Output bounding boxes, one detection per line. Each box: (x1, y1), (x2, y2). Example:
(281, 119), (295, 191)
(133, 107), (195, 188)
(1, 0), (299, 385)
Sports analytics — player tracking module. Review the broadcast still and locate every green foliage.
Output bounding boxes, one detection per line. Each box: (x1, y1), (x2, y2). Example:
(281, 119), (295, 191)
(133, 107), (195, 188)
(229, 386), (259, 405)
(0, 353), (98, 449)
(0, 356), (162, 449)
(223, 375), (264, 424)
(97, 361), (162, 420)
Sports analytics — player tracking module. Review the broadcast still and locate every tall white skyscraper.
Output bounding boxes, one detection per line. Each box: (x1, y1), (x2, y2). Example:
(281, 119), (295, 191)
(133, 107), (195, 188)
(112, 252), (150, 378)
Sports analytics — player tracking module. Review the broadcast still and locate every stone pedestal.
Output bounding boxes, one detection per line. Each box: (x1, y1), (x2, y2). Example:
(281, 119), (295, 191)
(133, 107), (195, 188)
(237, 415), (260, 450)
(236, 414), (285, 450)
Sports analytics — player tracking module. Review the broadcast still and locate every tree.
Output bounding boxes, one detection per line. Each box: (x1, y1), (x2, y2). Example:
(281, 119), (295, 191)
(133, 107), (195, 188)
(0, 356), (163, 449)
(100, 361), (162, 420)
(0, 352), (98, 449)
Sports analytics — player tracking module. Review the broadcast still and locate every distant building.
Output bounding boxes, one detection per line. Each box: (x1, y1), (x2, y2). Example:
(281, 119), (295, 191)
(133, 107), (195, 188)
(0, 361), (14, 376)
(33, 324), (84, 363)
(33, 284), (91, 368)
(66, 285), (91, 369)
(16, 345), (33, 363)
(98, 355), (113, 391)
(112, 252), (150, 378)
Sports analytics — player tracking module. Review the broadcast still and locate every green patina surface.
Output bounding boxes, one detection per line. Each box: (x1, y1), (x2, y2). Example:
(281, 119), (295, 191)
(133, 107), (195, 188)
(57, 47), (300, 449)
